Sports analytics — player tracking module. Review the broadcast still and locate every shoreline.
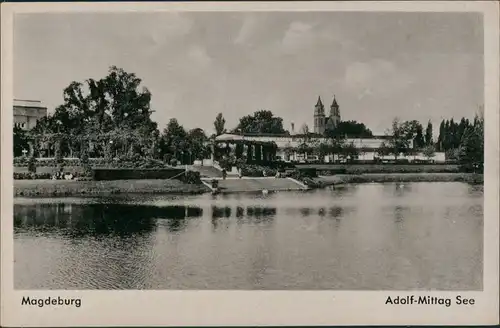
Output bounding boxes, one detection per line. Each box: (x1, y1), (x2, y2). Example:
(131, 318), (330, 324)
(14, 179), (210, 197)
(314, 173), (484, 187)
(13, 173), (483, 198)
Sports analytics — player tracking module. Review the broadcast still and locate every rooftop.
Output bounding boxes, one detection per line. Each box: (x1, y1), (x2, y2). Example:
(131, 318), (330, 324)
(14, 99), (46, 108)
(218, 132), (390, 139)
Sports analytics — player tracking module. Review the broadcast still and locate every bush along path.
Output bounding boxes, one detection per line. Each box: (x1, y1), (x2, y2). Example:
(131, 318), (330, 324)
(14, 179), (209, 197)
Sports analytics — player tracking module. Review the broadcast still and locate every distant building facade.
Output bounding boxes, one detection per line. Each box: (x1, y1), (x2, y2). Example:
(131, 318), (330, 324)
(214, 132), (400, 162)
(313, 95), (340, 134)
(213, 95), (447, 163)
(14, 99), (47, 130)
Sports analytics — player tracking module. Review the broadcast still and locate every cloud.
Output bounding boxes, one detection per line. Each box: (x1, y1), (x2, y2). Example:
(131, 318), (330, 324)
(234, 16), (259, 45)
(187, 45), (212, 68)
(280, 21), (314, 53)
(344, 59), (412, 98)
(147, 13), (193, 44)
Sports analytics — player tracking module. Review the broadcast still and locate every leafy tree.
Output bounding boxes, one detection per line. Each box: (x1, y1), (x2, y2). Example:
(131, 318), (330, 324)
(214, 113), (226, 136)
(340, 141), (359, 162)
(446, 148), (460, 161)
(325, 120), (373, 138)
(457, 118), (468, 145)
(377, 142), (391, 158)
(161, 118), (188, 163)
(314, 142), (331, 162)
(296, 124), (318, 159)
(443, 120), (451, 151)
(54, 135), (63, 165)
(424, 120), (433, 146)
(35, 66), (159, 159)
(450, 118), (460, 149)
(298, 142), (312, 158)
(300, 124), (309, 135)
(27, 155), (37, 174)
(422, 145), (436, 161)
(235, 110), (287, 134)
(80, 146), (93, 177)
(331, 137), (345, 160)
(32, 116), (57, 135)
(318, 135), (345, 162)
(436, 116), (475, 153)
(437, 120), (445, 151)
(458, 113), (484, 172)
(282, 142), (295, 161)
(384, 118), (415, 159)
(413, 123), (425, 149)
(187, 128), (209, 161)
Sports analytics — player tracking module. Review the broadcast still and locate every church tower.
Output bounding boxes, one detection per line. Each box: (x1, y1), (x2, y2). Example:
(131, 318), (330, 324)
(329, 95), (341, 129)
(313, 96), (326, 134)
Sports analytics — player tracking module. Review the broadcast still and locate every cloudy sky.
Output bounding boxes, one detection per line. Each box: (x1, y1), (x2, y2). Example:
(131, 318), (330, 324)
(14, 11), (483, 135)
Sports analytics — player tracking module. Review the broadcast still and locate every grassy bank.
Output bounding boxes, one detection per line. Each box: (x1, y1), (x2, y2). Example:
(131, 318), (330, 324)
(296, 163), (460, 174)
(314, 173), (483, 187)
(14, 179), (209, 197)
(13, 173), (483, 197)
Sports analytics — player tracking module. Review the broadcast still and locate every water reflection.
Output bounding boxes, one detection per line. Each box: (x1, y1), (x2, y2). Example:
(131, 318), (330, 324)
(14, 204), (204, 237)
(211, 206), (232, 219)
(393, 205), (408, 223)
(300, 208), (312, 216)
(388, 183), (413, 197)
(329, 206), (344, 218)
(210, 205), (277, 229)
(14, 182), (483, 290)
(236, 206), (245, 218)
(246, 207), (276, 219)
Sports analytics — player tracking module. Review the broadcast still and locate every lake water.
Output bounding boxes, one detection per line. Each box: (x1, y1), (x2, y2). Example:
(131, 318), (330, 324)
(14, 182), (483, 290)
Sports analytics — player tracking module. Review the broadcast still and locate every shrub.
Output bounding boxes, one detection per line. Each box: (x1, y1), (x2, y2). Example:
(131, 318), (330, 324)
(92, 168), (185, 181)
(262, 167), (276, 176)
(80, 151), (93, 177)
(54, 144), (63, 165)
(89, 158), (108, 166)
(297, 164), (461, 175)
(218, 157), (234, 171)
(13, 156), (29, 166)
(320, 168), (347, 175)
(14, 172), (51, 180)
(180, 171), (201, 184)
(297, 168), (318, 178)
(27, 156), (37, 173)
(240, 165), (262, 177)
(56, 163), (64, 174)
(239, 164), (277, 177)
(299, 177), (325, 188)
(14, 158), (82, 167)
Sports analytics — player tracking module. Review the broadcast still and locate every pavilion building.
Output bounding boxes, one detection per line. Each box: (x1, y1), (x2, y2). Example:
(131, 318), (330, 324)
(212, 95), (445, 164)
(14, 99), (47, 130)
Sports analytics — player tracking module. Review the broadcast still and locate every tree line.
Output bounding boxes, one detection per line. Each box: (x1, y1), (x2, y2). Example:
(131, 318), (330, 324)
(376, 115), (484, 172)
(13, 67), (484, 172)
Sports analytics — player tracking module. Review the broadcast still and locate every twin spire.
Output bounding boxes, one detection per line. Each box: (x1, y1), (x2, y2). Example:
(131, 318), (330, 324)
(331, 95), (338, 108)
(315, 95), (338, 109)
(313, 95), (341, 134)
(316, 96), (323, 107)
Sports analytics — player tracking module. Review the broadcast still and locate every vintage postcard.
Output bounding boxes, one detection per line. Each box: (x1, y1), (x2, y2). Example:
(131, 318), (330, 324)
(1, 1), (499, 326)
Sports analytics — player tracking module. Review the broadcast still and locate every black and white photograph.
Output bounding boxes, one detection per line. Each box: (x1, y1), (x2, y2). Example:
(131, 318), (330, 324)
(1, 1), (498, 326)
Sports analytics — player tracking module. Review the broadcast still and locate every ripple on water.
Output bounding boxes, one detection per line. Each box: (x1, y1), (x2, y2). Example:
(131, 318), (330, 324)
(14, 182), (483, 290)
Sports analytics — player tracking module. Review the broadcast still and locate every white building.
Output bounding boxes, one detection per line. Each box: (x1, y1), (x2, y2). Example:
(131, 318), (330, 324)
(215, 133), (445, 163)
(13, 99), (47, 130)
(213, 95), (445, 163)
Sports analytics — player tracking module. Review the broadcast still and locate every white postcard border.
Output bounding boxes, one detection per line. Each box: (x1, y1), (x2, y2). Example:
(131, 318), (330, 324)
(1, 1), (498, 326)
